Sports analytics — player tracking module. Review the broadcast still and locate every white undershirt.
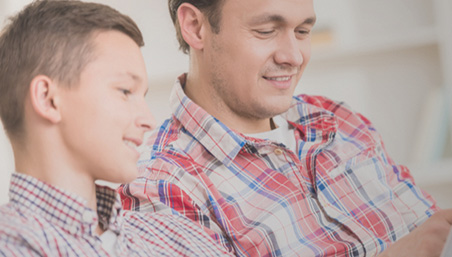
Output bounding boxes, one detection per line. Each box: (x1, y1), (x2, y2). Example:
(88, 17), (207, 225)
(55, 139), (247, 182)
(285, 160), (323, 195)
(99, 230), (118, 257)
(246, 115), (297, 153)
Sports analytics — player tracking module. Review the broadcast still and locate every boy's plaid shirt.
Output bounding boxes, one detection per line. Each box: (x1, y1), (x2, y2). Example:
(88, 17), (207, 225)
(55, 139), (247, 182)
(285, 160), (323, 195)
(120, 74), (438, 257)
(0, 173), (233, 256)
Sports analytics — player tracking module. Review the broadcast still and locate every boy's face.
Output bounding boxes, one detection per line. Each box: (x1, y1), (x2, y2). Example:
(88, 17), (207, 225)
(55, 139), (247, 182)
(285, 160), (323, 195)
(57, 30), (154, 183)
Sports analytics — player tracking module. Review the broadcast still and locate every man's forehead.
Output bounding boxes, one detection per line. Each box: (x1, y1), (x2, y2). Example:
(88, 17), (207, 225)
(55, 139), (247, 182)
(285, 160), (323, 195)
(222, 0), (315, 20)
(248, 13), (316, 26)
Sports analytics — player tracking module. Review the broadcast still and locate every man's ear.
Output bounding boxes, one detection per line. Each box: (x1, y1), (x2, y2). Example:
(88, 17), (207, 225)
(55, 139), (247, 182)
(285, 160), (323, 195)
(177, 3), (207, 51)
(29, 75), (61, 123)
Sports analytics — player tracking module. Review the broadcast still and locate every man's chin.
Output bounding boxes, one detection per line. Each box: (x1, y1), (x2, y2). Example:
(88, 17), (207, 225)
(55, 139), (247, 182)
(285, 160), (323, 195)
(256, 104), (292, 120)
(268, 97), (294, 114)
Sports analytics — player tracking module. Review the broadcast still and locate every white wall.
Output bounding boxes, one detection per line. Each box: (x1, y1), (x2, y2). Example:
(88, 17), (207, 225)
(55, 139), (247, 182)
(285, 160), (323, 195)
(0, 0), (450, 208)
(0, 0), (183, 204)
(0, 0), (30, 206)
(0, 122), (13, 205)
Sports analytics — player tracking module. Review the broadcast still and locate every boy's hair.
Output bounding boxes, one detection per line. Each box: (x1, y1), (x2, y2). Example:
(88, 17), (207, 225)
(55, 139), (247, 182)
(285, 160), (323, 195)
(0, 0), (144, 140)
(168, 0), (224, 54)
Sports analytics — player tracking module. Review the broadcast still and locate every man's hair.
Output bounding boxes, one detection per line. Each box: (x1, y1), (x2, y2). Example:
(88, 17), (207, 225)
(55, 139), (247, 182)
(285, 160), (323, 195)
(168, 0), (224, 54)
(0, 0), (144, 140)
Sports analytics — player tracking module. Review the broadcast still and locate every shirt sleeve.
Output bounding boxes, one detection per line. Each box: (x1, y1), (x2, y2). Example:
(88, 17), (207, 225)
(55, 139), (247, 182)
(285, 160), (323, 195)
(301, 94), (439, 232)
(0, 245), (42, 257)
(356, 112), (439, 231)
(122, 211), (235, 256)
(0, 222), (43, 257)
(118, 155), (234, 253)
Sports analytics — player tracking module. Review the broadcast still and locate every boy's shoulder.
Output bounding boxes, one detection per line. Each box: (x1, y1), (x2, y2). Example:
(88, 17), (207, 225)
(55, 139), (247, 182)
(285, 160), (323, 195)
(0, 203), (52, 253)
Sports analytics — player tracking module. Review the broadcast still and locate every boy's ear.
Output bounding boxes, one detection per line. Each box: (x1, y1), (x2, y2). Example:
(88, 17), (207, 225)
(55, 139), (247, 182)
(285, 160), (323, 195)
(29, 75), (61, 123)
(177, 3), (207, 51)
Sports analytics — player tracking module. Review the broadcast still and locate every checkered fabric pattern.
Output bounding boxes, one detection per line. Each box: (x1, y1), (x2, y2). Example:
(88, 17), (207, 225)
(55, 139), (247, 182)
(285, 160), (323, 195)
(119, 74), (438, 257)
(0, 173), (233, 256)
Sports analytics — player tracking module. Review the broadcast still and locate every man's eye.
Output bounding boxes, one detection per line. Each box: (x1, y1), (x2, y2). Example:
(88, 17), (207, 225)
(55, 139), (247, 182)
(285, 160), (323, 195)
(296, 29), (310, 35)
(257, 30), (274, 35)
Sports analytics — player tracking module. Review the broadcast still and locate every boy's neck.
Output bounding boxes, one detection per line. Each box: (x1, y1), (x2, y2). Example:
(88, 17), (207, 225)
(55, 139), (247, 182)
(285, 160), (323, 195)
(12, 138), (100, 213)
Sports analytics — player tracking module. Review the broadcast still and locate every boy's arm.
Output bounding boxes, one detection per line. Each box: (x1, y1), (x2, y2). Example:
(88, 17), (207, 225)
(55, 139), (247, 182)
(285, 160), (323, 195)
(0, 243), (42, 254)
(0, 245), (41, 257)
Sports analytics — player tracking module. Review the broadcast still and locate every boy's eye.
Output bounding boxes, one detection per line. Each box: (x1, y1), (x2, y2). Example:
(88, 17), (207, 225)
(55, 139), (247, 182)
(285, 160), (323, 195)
(120, 88), (131, 95)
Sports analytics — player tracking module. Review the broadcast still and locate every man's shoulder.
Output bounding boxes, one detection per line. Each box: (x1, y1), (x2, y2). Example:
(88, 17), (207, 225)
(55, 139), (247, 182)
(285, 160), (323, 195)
(295, 94), (355, 116)
(143, 116), (196, 161)
(138, 117), (205, 178)
(293, 94), (375, 139)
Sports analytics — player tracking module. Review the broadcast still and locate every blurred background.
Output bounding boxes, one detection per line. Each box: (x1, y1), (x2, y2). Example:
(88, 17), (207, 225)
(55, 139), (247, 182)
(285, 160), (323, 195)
(0, 0), (451, 208)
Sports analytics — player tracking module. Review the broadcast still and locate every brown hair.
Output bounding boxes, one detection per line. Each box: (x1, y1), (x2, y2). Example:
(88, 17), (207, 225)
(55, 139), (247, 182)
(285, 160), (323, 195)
(0, 0), (144, 140)
(168, 0), (224, 54)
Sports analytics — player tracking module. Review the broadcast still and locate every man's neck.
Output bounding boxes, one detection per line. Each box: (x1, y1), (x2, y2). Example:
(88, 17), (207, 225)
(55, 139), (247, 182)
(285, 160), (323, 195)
(184, 75), (274, 134)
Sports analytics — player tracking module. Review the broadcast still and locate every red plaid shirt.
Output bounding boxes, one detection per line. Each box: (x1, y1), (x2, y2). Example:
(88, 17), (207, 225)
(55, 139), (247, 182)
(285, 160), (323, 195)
(119, 74), (438, 256)
(0, 173), (233, 256)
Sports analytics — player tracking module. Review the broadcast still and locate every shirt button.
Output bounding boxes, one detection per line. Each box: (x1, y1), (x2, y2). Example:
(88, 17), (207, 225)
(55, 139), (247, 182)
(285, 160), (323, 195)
(274, 148), (283, 155)
(82, 211), (94, 223)
(69, 226), (77, 235)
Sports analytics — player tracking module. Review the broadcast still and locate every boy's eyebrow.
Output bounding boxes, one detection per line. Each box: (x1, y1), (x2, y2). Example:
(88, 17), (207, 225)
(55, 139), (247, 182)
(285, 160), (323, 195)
(125, 72), (149, 96)
(249, 14), (316, 26)
(126, 72), (142, 83)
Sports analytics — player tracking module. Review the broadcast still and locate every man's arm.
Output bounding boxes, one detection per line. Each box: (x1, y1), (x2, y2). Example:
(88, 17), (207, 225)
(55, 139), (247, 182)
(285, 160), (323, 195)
(119, 157), (234, 252)
(353, 111), (445, 255)
(378, 209), (452, 257)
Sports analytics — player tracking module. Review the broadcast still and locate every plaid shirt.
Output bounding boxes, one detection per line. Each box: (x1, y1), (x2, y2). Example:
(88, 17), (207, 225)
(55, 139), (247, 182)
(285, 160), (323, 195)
(0, 173), (233, 257)
(119, 74), (438, 257)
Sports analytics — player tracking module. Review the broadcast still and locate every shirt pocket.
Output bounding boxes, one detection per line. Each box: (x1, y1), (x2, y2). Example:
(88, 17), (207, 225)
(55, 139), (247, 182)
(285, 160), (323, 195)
(316, 143), (410, 243)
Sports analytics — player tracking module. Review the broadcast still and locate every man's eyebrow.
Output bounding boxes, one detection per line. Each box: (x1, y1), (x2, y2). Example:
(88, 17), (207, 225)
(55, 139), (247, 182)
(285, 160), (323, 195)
(249, 14), (316, 26)
(249, 14), (285, 25)
(303, 17), (316, 26)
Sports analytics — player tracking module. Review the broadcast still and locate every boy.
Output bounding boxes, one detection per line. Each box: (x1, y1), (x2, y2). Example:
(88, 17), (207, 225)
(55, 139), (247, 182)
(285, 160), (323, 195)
(0, 1), (233, 256)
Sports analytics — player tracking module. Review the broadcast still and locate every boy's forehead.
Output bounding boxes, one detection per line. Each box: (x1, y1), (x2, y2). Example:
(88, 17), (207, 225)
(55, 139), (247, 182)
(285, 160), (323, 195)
(76, 31), (147, 87)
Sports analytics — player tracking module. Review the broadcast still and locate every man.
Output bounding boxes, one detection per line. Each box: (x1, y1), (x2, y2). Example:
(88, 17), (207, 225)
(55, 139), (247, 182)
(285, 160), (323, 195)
(119, 0), (452, 256)
(0, 1), (233, 256)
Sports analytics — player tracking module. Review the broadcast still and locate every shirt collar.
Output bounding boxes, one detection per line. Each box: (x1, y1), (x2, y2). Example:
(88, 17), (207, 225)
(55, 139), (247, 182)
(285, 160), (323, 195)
(170, 74), (338, 165)
(281, 95), (338, 141)
(170, 74), (246, 167)
(8, 173), (123, 237)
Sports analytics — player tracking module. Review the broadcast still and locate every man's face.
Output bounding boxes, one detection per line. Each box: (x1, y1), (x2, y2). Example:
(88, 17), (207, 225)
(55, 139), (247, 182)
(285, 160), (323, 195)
(202, 0), (315, 129)
(58, 30), (154, 183)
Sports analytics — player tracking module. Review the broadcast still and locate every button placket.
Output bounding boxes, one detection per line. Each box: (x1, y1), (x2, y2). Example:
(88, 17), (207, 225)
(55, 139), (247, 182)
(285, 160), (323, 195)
(274, 148), (284, 155)
(82, 211), (94, 223)
(68, 226), (78, 235)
